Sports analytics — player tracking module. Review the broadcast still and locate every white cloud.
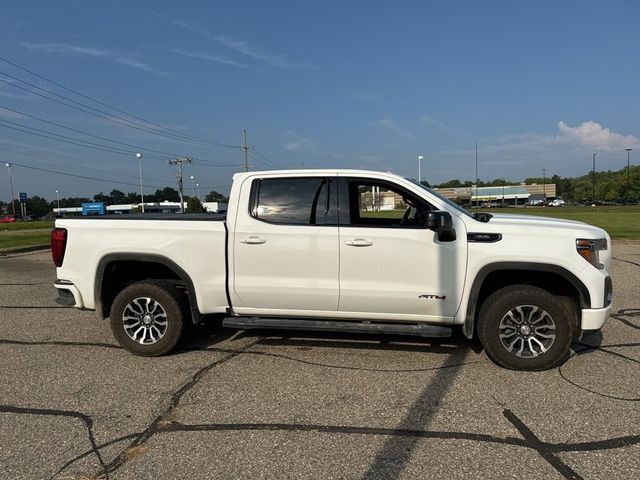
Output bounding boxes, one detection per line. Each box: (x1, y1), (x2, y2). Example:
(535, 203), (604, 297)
(168, 48), (247, 69)
(557, 120), (638, 151)
(215, 35), (318, 70)
(18, 42), (171, 76)
(283, 131), (318, 152)
(153, 13), (198, 32)
(0, 106), (25, 119)
(374, 117), (415, 140)
(152, 14), (317, 70)
(434, 120), (639, 181)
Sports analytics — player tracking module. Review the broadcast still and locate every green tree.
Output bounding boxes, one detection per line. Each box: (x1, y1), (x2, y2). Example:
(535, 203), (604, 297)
(93, 192), (111, 204)
(154, 187), (180, 202)
(204, 190), (228, 202)
(25, 195), (50, 217)
(109, 189), (126, 204)
(186, 197), (205, 213)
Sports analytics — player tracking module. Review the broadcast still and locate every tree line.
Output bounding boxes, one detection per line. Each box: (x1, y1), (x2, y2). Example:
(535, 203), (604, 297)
(2, 164), (639, 217)
(429, 164), (640, 203)
(0, 187), (228, 217)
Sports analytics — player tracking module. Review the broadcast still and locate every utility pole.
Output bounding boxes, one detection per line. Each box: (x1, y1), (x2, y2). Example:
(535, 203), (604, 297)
(475, 142), (479, 210)
(542, 168), (547, 203)
(4, 162), (16, 216)
(168, 157), (192, 213)
(136, 153), (145, 213)
(242, 129), (249, 172)
(592, 153), (597, 204)
(626, 148), (633, 203)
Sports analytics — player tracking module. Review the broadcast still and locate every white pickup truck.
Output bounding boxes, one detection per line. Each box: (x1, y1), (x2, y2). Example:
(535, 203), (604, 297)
(52, 169), (613, 370)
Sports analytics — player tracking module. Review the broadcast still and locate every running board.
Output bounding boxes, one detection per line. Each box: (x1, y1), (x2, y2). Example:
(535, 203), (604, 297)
(222, 317), (452, 338)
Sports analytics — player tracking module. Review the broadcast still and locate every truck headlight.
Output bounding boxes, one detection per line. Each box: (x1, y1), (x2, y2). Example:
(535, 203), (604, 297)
(576, 238), (607, 269)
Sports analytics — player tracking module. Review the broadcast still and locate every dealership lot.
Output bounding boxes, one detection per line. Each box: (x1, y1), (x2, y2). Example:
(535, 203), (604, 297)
(0, 247), (638, 479)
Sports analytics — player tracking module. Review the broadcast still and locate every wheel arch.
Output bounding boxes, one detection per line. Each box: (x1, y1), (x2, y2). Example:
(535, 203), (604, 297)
(462, 262), (590, 338)
(95, 253), (201, 324)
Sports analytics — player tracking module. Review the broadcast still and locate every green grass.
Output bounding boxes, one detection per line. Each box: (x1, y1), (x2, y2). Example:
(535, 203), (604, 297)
(477, 205), (640, 239)
(0, 220), (55, 231)
(0, 230), (51, 250)
(362, 206), (640, 239)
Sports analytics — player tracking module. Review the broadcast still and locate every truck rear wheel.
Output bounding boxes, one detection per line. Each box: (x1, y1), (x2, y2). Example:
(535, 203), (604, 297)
(477, 285), (572, 370)
(110, 280), (184, 356)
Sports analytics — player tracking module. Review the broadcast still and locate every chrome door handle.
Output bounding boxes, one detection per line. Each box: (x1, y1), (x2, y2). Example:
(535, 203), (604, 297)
(344, 238), (373, 247)
(240, 236), (266, 245)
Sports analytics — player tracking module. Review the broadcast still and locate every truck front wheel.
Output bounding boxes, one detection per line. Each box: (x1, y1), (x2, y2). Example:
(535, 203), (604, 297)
(477, 285), (572, 370)
(110, 280), (184, 356)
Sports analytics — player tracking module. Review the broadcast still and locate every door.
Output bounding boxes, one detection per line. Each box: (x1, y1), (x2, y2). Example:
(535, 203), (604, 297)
(338, 177), (464, 321)
(232, 175), (340, 313)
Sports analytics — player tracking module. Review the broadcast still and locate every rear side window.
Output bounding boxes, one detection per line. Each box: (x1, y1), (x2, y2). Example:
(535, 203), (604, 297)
(251, 177), (338, 225)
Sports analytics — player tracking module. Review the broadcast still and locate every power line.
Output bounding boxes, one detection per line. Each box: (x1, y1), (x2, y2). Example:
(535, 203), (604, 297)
(8, 161), (166, 189)
(249, 146), (279, 166)
(0, 73), (235, 150)
(0, 55), (241, 149)
(0, 103), (190, 159)
(0, 119), (173, 158)
(0, 143), (168, 183)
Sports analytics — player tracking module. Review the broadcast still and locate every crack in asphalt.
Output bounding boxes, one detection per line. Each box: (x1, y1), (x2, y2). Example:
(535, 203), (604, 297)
(90, 338), (264, 478)
(1, 308), (638, 478)
(613, 257), (640, 268)
(47, 410), (640, 480)
(0, 337), (484, 373)
(0, 404), (106, 476)
(0, 305), (67, 309)
(610, 310), (640, 331)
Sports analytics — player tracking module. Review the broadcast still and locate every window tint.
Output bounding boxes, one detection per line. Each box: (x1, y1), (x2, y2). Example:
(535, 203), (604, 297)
(253, 177), (338, 225)
(347, 179), (431, 228)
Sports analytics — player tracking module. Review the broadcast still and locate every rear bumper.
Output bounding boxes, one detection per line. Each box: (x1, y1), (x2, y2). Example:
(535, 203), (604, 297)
(581, 305), (611, 331)
(54, 280), (84, 308)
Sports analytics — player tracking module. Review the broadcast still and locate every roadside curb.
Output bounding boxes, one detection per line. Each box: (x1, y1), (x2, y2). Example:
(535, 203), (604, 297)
(0, 244), (50, 256)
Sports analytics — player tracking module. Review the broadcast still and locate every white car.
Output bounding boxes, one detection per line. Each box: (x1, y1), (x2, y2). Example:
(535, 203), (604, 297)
(52, 169), (612, 370)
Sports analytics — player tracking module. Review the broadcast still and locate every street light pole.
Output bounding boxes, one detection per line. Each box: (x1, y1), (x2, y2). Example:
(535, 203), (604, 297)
(55, 189), (60, 210)
(542, 168), (547, 203)
(475, 142), (479, 210)
(5, 162), (16, 216)
(136, 153), (145, 213)
(196, 183), (200, 199)
(417, 154), (424, 185)
(592, 153), (597, 204)
(626, 148), (633, 202)
(190, 175), (196, 198)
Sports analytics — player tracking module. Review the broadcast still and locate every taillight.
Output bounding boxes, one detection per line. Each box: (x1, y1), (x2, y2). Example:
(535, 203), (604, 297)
(51, 228), (67, 267)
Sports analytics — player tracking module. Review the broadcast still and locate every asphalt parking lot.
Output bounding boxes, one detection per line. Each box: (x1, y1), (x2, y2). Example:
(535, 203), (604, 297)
(0, 246), (638, 480)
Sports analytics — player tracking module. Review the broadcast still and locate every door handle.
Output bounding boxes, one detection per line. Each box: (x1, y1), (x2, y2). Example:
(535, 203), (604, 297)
(344, 238), (374, 247)
(240, 236), (267, 245)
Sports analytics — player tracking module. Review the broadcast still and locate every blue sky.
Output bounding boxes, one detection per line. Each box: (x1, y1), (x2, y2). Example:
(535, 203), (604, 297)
(1, 0), (639, 200)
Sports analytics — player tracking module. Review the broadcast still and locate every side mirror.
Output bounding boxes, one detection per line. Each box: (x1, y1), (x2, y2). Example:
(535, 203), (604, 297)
(426, 211), (456, 242)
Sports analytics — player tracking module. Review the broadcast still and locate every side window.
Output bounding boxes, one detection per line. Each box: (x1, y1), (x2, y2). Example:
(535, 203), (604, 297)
(348, 180), (431, 228)
(252, 177), (338, 225)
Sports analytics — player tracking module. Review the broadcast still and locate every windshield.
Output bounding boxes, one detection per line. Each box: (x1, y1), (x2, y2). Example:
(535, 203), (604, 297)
(408, 179), (475, 218)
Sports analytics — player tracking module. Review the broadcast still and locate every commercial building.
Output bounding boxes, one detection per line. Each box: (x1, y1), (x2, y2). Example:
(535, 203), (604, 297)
(433, 183), (556, 206)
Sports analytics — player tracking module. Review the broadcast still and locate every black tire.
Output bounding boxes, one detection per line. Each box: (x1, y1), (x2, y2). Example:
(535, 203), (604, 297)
(110, 280), (184, 356)
(477, 285), (572, 371)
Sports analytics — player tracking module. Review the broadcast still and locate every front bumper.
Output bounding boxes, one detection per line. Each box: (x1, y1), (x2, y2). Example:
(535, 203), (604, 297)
(581, 305), (611, 331)
(54, 280), (84, 308)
